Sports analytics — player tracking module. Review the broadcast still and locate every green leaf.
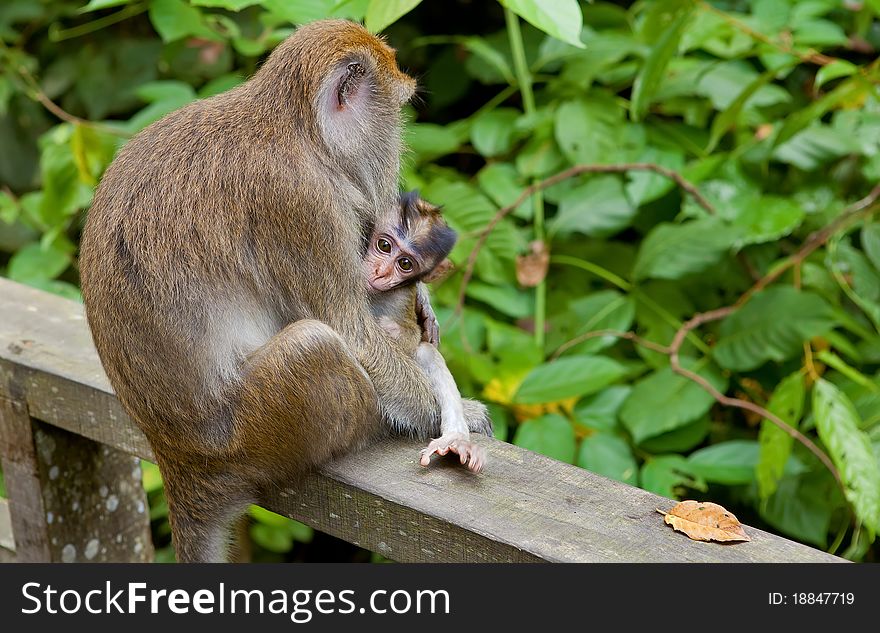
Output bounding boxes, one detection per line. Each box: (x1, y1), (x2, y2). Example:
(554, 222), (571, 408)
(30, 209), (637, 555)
(149, 0), (216, 43)
(465, 282), (533, 319)
(514, 355), (626, 404)
(550, 175), (635, 238)
(572, 386), (631, 433)
(639, 416), (709, 453)
(640, 455), (701, 498)
(261, 0), (338, 23)
(630, 3), (694, 121)
(550, 291), (635, 356)
(760, 474), (834, 548)
(633, 218), (740, 281)
(757, 372), (805, 500)
(707, 64), (791, 153)
(554, 97), (625, 165)
(470, 108), (520, 158)
(577, 433), (638, 485)
(813, 379), (880, 534)
(406, 123), (462, 162)
(0, 190), (19, 224)
(7, 242), (70, 283)
(815, 60), (858, 90)
(863, 224), (880, 273)
(620, 362), (727, 443)
(773, 77), (869, 150)
(732, 196), (805, 246)
(80, 0), (131, 11)
(512, 413), (576, 463)
(500, 0), (585, 49)
(688, 440), (761, 485)
(191, 0), (261, 10)
(365, 0), (422, 33)
(714, 288), (836, 371)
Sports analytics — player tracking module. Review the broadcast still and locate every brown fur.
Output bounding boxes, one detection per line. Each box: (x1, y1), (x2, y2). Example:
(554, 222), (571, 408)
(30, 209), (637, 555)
(78, 20), (483, 562)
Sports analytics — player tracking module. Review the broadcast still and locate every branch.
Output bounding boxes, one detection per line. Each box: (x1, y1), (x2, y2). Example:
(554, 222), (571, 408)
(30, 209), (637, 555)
(454, 162), (716, 317)
(551, 329), (670, 360)
(737, 183), (880, 306)
(666, 309), (844, 489)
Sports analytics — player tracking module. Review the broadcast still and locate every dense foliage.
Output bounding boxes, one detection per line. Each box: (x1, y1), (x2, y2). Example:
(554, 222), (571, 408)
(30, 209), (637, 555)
(2, 0), (880, 562)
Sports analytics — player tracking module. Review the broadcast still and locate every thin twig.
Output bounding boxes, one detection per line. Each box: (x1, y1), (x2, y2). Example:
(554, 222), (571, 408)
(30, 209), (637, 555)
(737, 184), (880, 306)
(454, 162), (717, 317)
(551, 329), (670, 360)
(667, 308), (844, 489)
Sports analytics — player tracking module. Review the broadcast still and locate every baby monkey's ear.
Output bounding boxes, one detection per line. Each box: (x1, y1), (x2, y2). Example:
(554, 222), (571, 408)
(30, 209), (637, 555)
(423, 258), (454, 283)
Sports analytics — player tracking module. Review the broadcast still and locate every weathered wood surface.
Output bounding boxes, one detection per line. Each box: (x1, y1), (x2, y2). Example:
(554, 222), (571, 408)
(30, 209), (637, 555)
(0, 497), (14, 562)
(0, 278), (843, 562)
(0, 394), (153, 562)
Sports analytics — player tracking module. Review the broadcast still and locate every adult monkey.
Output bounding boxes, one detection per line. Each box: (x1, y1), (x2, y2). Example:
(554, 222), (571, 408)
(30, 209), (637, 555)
(79, 20), (490, 563)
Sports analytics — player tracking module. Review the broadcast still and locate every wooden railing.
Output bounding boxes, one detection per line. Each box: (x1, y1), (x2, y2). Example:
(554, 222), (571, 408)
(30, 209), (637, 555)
(0, 278), (843, 563)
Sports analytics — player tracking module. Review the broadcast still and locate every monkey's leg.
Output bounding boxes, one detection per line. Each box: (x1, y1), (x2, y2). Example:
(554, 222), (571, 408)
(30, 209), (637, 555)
(159, 456), (255, 563)
(414, 343), (487, 473)
(162, 320), (381, 563)
(233, 319), (381, 478)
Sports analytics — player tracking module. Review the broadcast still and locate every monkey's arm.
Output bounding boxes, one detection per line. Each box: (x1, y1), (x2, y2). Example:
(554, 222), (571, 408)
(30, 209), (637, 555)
(414, 343), (486, 473)
(415, 283), (440, 346)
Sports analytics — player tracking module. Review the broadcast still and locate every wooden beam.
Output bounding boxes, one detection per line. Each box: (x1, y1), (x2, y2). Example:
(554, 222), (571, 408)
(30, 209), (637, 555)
(0, 278), (844, 563)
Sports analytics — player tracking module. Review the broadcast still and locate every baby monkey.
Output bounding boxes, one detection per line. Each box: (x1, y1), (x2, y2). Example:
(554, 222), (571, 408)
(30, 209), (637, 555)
(365, 191), (487, 473)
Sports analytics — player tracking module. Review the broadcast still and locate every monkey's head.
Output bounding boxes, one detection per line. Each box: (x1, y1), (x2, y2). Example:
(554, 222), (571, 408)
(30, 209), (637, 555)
(254, 20), (416, 165)
(364, 191), (457, 293)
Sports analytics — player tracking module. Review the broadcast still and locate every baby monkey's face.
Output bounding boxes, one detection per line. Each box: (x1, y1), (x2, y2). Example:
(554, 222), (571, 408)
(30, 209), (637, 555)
(364, 229), (422, 292)
(364, 193), (457, 293)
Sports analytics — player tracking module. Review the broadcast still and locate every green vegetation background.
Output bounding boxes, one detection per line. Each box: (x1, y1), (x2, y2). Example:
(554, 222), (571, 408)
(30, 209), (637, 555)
(1, 0), (880, 562)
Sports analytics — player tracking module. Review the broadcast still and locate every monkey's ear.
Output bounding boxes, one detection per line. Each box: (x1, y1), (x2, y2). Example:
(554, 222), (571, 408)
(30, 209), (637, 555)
(423, 258), (454, 283)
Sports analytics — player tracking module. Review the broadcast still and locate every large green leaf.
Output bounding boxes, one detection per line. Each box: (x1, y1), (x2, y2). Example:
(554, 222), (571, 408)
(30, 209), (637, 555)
(620, 362), (727, 443)
(148, 0), (217, 43)
(577, 433), (638, 485)
(688, 440), (760, 485)
(500, 0), (585, 49)
(512, 414), (576, 463)
(549, 290), (635, 356)
(554, 96), (625, 165)
(550, 175), (635, 238)
(633, 218), (740, 280)
(760, 474), (834, 548)
(732, 196), (805, 246)
(514, 355), (626, 404)
(813, 379), (880, 534)
(757, 372), (806, 500)
(470, 108), (520, 157)
(630, 1), (694, 121)
(572, 385), (631, 433)
(7, 242), (69, 283)
(365, 0), (422, 33)
(640, 455), (702, 498)
(714, 288), (836, 371)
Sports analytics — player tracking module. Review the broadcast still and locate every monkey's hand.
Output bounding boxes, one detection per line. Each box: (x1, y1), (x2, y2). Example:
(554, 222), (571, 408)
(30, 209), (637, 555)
(415, 283), (440, 346)
(419, 432), (486, 473)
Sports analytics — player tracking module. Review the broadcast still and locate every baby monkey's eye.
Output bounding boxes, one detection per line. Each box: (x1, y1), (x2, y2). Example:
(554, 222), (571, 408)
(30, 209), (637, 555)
(377, 238), (392, 253)
(397, 257), (413, 272)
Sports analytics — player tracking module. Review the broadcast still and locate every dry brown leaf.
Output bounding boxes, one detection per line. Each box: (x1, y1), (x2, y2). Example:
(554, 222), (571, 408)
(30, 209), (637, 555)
(516, 240), (549, 287)
(659, 500), (751, 543)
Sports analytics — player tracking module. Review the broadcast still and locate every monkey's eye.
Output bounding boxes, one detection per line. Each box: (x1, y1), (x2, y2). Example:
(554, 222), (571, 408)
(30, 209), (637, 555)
(377, 238), (392, 254)
(397, 257), (414, 272)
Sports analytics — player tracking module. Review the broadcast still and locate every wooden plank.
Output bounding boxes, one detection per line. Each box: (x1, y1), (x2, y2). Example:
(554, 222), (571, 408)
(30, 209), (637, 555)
(0, 497), (15, 552)
(0, 278), (844, 562)
(0, 396), (51, 561)
(0, 395), (154, 562)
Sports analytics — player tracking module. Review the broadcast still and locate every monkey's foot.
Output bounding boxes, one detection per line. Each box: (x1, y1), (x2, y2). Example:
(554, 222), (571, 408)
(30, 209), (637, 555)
(419, 433), (486, 473)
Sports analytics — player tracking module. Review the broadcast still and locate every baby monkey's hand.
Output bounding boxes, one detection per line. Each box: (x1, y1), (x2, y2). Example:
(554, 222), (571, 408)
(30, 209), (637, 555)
(419, 432), (486, 473)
